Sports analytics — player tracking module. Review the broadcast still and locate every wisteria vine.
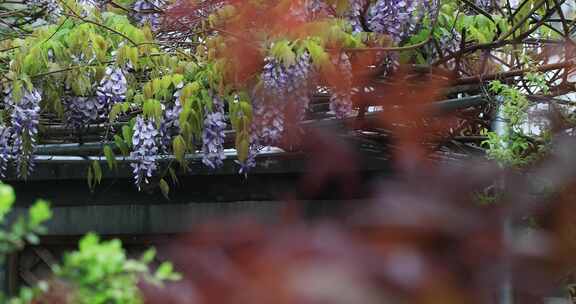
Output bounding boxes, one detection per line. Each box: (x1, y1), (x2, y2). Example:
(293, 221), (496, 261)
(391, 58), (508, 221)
(0, 0), (544, 193)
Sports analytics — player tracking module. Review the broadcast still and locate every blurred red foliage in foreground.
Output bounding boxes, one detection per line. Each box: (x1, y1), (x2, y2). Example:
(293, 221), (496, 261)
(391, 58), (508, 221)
(19, 2), (557, 303)
(131, 135), (576, 304)
(151, 2), (576, 302)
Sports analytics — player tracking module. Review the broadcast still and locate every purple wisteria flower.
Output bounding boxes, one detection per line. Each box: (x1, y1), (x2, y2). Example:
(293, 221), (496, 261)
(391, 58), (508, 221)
(159, 100), (182, 152)
(77, 0), (107, 9)
(236, 144), (258, 177)
(0, 127), (12, 178)
(307, 0), (367, 32)
(26, 0), (62, 21)
(475, 0), (497, 12)
(64, 96), (107, 128)
(424, 29), (461, 69)
(130, 115), (160, 189)
(366, 0), (435, 43)
(251, 91), (285, 146)
(330, 53), (354, 119)
(62, 66), (127, 129)
(96, 66), (127, 106)
(5, 87), (41, 178)
(345, 0), (368, 33)
(159, 86), (184, 152)
(262, 52), (312, 99)
(132, 0), (166, 31)
(201, 93), (227, 169)
(261, 51), (313, 121)
(330, 92), (353, 119)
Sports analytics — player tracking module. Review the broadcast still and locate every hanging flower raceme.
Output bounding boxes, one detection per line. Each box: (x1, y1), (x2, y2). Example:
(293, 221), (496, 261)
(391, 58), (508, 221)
(261, 51), (313, 120)
(63, 66), (127, 129)
(345, 0), (368, 33)
(26, 0), (62, 21)
(236, 144), (258, 177)
(132, 0), (166, 31)
(329, 53), (354, 119)
(96, 66), (128, 107)
(201, 94), (227, 169)
(306, 0), (367, 32)
(251, 90), (285, 147)
(0, 127), (12, 178)
(158, 86), (183, 152)
(6, 87), (42, 178)
(366, 0), (437, 43)
(130, 115), (160, 189)
(262, 52), (312, 98)
(423, 28), (461, 70)
(475, 0), (497, 12)
(64, 96), (106, 128)
(77, 0), (107, 9)
(159, 100), (182, 152)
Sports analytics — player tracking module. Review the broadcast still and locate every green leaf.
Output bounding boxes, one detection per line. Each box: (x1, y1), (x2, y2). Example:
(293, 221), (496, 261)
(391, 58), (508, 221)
(271, 40), (295, 66)
(236, 132), (249, 162)
(87, 165), (94, 190)
(168, 167), (179, 186)
(143, 82), (154, 99)
(159, 179), (170, 199)
(140, 248), (156, 263)
(103, 145), (117, 170)
(155, 262), (180, 281)
(25, 233), (39, 245)
(0, 184), (16, 219)
(92, 160), (102, 185)
(78, 233), (99, 251)
(114, 135), (129, 156)
(28, 200), (52, 227)
(122, 125), (133, 148)
(172, 135), (186, 166)
(109, 103), (124, 123)
(143, 99), (162, 126)
(127, 46), (139, 70)
(305, 40), (329, 69)
(171, 74), (184, 87)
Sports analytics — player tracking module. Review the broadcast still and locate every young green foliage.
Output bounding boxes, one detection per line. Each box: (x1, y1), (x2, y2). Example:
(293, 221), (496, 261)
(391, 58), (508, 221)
(53, 233), (180, 304)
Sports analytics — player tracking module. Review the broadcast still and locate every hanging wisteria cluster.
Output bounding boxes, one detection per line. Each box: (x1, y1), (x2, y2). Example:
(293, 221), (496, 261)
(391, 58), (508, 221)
(235, 51), (315, 175)
(0, 87), (42, 178)
(0, 128), (11, 178)
(367, 0), (424, 42)
(132, 0), (167, 31)
(261, 51), (313, 119)
(475, 0), (497, 12)
(131, 87), (185, 188)
(424, 28), (462, 70)
(250, 89), (284, 148)
(329, 53), (354, 119)
(64, 96), (105, 128)
(201, 93), (227, 169)
(62, 66), (128, 129)
(345, 0), (368, 33)
(96, 66), (128, 106)
(306, 0), (367, 32)
(159, 100), (182, 152)
(130, 116), (160, 189)
(241, 52), (313, 172)
(25, 0), (62, 21)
